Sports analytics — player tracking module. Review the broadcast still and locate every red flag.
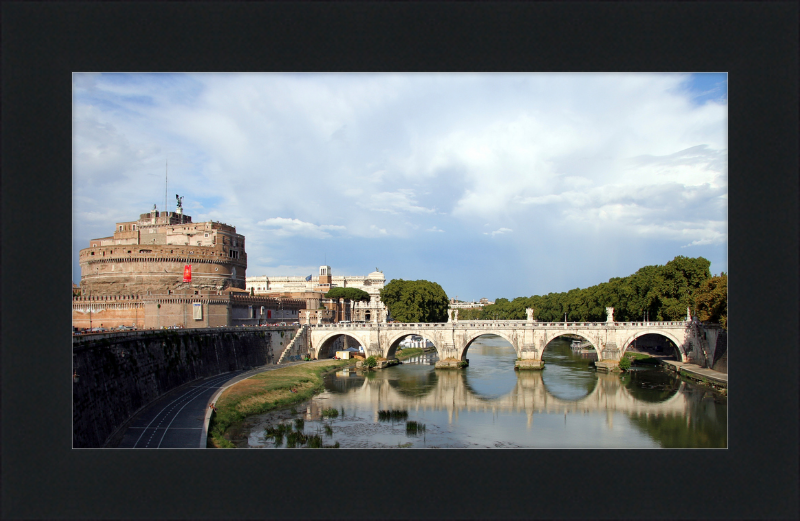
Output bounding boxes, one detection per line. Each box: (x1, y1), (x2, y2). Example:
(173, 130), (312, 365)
(183, 264), (192, 282)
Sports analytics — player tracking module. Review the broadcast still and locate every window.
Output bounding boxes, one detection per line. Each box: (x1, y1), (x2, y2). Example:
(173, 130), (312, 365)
(119, 226), (123, 231)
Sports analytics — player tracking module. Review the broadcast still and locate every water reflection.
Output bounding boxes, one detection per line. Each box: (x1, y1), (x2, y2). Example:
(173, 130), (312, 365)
(387, 364), (439, 398)
(240, 336), (726, 448)
(541, 337), (598, 401)
(462, 335), (518, 399)
(620, 367), (681, 403)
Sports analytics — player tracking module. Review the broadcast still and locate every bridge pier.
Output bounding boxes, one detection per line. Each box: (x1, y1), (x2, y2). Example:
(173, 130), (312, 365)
(515, 359), (544, 370)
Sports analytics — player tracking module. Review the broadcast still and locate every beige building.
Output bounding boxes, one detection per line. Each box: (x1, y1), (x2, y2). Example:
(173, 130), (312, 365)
(246, 266), (390, 323)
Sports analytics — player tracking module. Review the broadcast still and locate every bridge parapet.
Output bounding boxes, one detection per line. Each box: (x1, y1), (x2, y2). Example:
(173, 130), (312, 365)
(309, 320), (689, 329)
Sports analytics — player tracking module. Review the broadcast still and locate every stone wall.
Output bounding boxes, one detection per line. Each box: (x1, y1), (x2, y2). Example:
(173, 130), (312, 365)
(711, 330), (728, 374)
(72, 327), (298, 448)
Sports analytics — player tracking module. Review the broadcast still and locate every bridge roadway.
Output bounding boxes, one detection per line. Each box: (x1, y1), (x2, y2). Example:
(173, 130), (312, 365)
(329, 367), (692, 424)
(308, 312), (723, 368)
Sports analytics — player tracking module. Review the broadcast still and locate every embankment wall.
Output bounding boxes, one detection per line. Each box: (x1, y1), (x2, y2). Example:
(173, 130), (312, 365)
(72, 327), (299, 448)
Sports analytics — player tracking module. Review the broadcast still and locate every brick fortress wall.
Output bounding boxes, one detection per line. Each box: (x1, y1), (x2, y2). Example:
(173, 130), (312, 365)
(73, 294), (306, 330)
(79, 245), (246, 296)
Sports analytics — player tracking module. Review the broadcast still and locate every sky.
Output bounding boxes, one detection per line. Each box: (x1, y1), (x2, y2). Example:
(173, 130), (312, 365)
(72, 73), (727, 302)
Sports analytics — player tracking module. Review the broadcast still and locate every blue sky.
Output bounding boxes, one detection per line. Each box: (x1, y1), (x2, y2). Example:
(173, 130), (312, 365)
(72, 73), (727, 301)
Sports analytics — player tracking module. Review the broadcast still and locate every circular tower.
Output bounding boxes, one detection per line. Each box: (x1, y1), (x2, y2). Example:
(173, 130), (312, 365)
(79, 209), (247, 296)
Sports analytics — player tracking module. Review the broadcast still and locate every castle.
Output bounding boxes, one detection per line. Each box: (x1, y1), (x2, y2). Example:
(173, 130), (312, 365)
(79, 206), (246, 296)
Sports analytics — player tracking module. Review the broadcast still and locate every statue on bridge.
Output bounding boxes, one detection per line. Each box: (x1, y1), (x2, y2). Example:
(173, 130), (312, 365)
(606, 307), (614, 323)
(526, 308), (534, 321)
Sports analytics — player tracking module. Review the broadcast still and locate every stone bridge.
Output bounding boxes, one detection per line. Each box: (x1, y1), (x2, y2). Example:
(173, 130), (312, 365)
(308, 308), (724, 368)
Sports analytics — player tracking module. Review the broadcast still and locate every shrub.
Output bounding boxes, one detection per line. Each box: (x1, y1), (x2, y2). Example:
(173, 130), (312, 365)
(618, 356), (632, 371)
(321, 408), (339, 418)
(406, 421), (426, 435)
(364, 356), (377, 368)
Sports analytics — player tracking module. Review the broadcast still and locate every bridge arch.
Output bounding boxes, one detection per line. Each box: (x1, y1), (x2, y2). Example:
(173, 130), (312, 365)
(542, 331), (598, 352)
(312, 331), (371, 359)
(384, 331), (440, 359)
(461, 331), (519, 360)
(620, 330), (687, 362)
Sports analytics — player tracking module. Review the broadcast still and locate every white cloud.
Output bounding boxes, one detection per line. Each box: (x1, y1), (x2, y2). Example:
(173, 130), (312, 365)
(484, 227), (513, 237)
(257, 217), (345, 238)
(369, 225), (388, 235)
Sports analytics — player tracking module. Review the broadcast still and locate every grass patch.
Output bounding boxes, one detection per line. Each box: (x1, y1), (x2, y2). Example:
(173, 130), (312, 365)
(625, 352), (661, 366)
(378, 409), (408, 421)
(208, 360), (350, 447)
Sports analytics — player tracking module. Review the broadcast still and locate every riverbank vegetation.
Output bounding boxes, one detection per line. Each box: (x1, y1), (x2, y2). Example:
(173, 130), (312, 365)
(395, 347), (424, 360)
(208, 360), (350, 448)
(693, 273), (727, 329)
(624, 352), (662, 366)
(458, 256), (727, 329)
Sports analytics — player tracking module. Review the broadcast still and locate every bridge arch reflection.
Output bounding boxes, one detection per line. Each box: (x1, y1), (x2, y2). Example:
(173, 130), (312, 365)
(540, 337), (598, 401)
(331, 364), (687, 417)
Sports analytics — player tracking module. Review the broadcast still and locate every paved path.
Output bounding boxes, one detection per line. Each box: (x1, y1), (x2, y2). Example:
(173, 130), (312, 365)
(115, 361), (311, 449)
(661, 360), (728, 386)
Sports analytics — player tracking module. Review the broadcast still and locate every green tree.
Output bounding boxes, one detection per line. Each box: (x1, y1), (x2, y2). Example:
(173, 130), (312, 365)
(324, 287), (371, 301)
(380, 279), (449, 323)
(457, 307), (483, 320)
(477, 256), (713, 324)
(693, 273), (727, 329)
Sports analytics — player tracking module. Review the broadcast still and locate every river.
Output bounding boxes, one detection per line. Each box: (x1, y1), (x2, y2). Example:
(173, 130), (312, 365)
(237, 335), (727, 448)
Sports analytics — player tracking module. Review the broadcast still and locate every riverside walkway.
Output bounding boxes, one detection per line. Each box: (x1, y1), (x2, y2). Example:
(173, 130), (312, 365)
(660, 360), (727, 388)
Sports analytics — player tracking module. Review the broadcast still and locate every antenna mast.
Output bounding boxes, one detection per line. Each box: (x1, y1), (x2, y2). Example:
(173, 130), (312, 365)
(164, 158), (168, 221)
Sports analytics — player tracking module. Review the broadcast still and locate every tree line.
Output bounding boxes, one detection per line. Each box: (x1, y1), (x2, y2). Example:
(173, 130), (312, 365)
(458, 256), (727, 328)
